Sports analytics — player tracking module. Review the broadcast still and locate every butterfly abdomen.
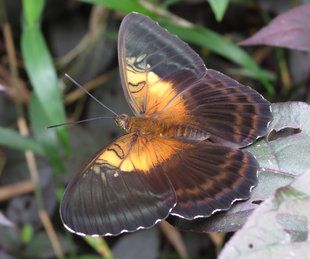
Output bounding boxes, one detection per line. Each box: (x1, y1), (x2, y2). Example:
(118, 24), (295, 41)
(127, 116), (209, 141)
(165, 123), (209, 141)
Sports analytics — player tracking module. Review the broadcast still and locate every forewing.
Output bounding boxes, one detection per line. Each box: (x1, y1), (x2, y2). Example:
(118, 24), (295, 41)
(60, 133), (176, 236)
(118, 12), (206, 116)
(119, 13), (271, 148)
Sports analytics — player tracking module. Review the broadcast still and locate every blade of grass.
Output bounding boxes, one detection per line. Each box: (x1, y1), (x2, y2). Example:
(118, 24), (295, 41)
(160, 0), (181, 9)
(84, 236), (114, 259)
(21, 1), (69, 157)
(0, 127), (45, 155)
(161, 22), (275, 94)
(1, 1), (64, 257)
(23, 0), (44, 27)
(29, 94), (66, 173)
(207, 0), (230, 22)
(227, 68), (276, 81)
(81, 0), (153, 16)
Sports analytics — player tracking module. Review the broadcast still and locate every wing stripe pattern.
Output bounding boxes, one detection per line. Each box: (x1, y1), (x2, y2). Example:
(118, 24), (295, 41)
(90, 172), (100, 234)
(61, 134), (177, 236)
(118, 13), (206, 116)
(147, 137), (258, 220)
(157, 69), (271, 147)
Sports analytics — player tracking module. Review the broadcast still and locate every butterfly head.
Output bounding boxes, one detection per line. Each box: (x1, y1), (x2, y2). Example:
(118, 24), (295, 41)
(114, 113), (129, 132)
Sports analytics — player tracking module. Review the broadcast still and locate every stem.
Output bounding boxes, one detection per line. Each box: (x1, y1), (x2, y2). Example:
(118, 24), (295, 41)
(84, 236), (114, 259)
(0, 1), (64, 258)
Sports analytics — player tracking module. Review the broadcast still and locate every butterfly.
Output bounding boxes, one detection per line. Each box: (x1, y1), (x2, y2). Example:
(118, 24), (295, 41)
(60, 12), (272, 237)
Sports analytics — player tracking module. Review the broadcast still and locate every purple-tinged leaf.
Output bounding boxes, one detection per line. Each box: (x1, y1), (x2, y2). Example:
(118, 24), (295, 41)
(219, 168), (310, 259)
(0, 212), (15, 228)
(239, 4), (310, 51)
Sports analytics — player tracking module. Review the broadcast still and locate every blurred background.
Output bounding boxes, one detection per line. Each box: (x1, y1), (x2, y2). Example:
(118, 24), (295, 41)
(0, 0), (309, 258)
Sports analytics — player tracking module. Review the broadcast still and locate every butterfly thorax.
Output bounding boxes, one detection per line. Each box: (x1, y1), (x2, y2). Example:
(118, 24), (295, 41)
(114, 113), (209, 141)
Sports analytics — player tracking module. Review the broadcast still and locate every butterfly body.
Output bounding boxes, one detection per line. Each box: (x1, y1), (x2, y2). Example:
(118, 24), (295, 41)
(60, 12), (272, 237)
(116, 114), (210, 141)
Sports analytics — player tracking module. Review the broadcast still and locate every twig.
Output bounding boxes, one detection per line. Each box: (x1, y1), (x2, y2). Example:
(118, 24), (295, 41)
(159, 221), (189, 259)
(84, 236), (114, 259)
(0, 180), (34, 201)
(64, 71), (114, 104)
(209, 232), (225, 255)
(0, 1), (64, 258)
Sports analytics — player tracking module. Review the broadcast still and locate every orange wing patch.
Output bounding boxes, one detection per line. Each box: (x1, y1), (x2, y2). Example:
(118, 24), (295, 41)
(60, 134), (177, 237)
(92, 133), (192, 174)
(125, 58), (188, 119)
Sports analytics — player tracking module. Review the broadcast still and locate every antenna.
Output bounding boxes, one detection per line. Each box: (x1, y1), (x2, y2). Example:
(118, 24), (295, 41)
(47, 74), (118, 129)
(65, 74), (117, 116)
(47, 116), (114, 129)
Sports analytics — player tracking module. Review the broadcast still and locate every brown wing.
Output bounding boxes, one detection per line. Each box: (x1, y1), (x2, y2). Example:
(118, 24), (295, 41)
(150, 137), (259, 219)
(118, 12), (206, 116)
(60, 133), (176, 236)
(61, 132), (258, 236)
(157, 70), (272, 147)
(118, 13), (272, 148)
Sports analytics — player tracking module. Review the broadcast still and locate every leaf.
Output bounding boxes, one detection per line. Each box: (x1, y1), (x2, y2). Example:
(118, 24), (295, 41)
(78, 256), (103, 259)
(227, 68), (276, 82)
(219, 168), (310, 259)
(22, 0), (45, 27)
(80, 0), (153, 16)
(21, 224), (34, 244)
(160, 0), (181, 9)
(84, 236), (113, 259)
(78, 0), (275, 93)
(161, 22), (274, 94)
(0, 126), (45, 155)
(24, 231), (68, 258)
(207, 0), (230, 22)
(239, 3), (310, 51)
(0, 213), (15, 228)
(21, 16), (69, 156)
(0, 227), (22, 252)
(171, 102), (310, 232)
(29, 94), (66, 173)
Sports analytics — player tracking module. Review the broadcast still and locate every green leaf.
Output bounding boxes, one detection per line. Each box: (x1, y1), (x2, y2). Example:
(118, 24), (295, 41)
(84, 236), (113, 259)
(21, 26), (69, 155)
(227, 68), (276, 82)
(220, 168), (310, 258)
(79, 0), (153, 16)
(160, 0), (181, 9)
(0, 227), (22, 253)
(29, 93), (66, 173)
(22, 0), (45, 27)
(161, 22), (274, 94)
(78, 256), (103, 259)
(55, 187), (65, 201)
(172, 102), (310, 232)
(24, 231), (68, 258)
(21, 224), (34, 244)
(208, 0), (230, 22)
(0, 126), (44, 155)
